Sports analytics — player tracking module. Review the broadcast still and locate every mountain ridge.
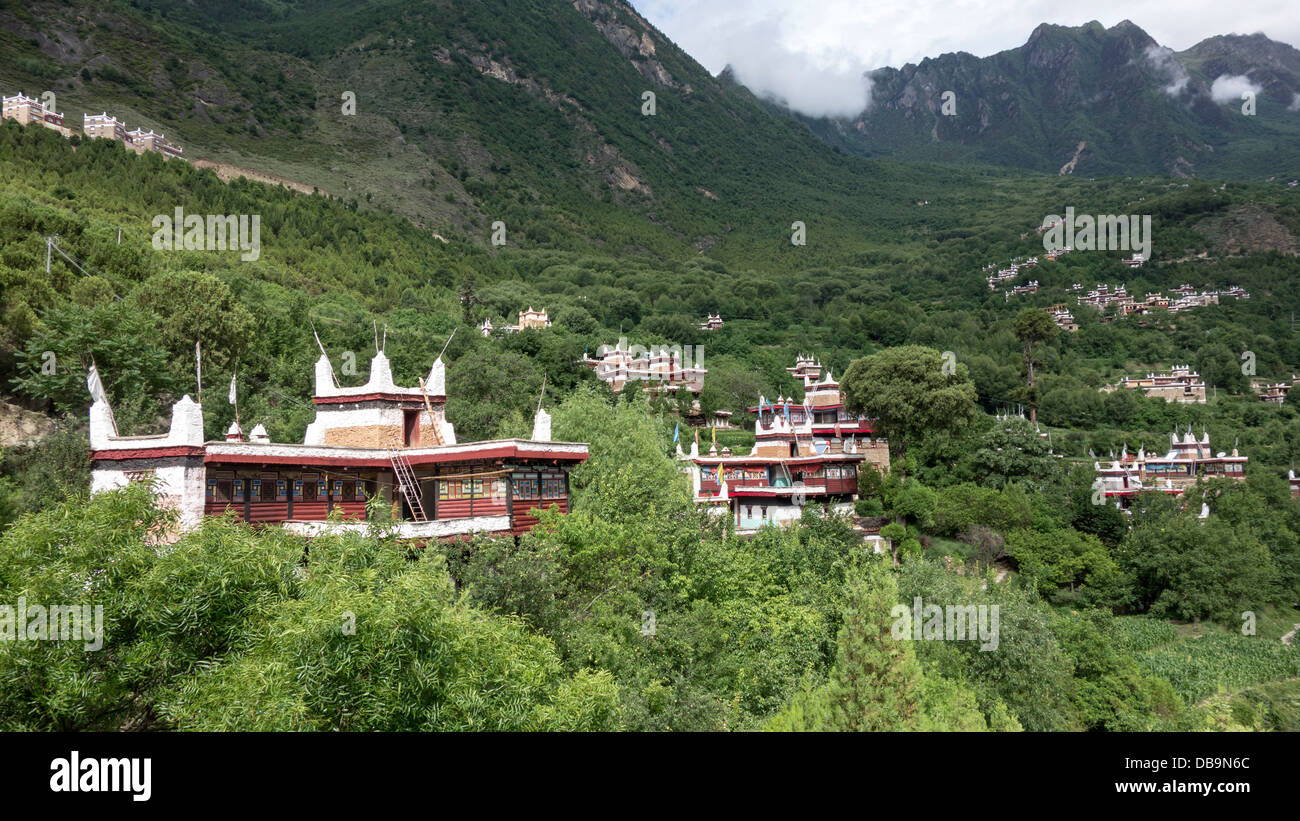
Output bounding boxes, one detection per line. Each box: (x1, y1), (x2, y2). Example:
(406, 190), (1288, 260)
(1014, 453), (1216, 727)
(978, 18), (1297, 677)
(764, 19), (1300, 179)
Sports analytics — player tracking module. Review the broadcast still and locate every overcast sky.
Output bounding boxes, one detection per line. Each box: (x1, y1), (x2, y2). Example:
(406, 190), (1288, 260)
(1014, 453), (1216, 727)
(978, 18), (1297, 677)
(633, 0), (1299, 117)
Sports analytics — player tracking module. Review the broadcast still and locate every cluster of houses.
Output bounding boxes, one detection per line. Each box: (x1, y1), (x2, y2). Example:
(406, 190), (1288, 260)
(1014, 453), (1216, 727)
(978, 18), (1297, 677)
(984, 256), (1039, 291)
(1005, 280), (1039, 299)
(1077, 283), (1248, 319)
(698, 313), (724, 331)
(2, 92), (183, 159)
(1094, 429), (1248, 508)
(86, 343), (889, 539)
(581, 339), (706, 399)
(1109, 367), (1297, 406)
(1108, 365), (1207, 404)
(676, 354), (887, 533)
(985, 256), (1038, 290)
(478, 307), (551, 336)
(83, 333), (1293, 540)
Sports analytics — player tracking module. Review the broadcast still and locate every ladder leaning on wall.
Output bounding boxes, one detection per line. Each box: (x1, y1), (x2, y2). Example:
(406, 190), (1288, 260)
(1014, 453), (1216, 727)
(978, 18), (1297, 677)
(386, 447), (427, 522)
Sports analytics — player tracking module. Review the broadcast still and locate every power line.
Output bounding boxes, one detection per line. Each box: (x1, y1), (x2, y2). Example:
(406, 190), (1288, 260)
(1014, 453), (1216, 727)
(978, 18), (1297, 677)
(45, 236), (125, 300)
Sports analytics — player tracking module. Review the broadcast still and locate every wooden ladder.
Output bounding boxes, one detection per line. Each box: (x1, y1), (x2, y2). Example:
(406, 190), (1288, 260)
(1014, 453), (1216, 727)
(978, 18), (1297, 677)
(387, 447), (427, 522)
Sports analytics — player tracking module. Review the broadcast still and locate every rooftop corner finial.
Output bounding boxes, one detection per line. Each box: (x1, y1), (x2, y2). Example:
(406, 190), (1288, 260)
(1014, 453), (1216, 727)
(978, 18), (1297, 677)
(531, 406), (551, 442)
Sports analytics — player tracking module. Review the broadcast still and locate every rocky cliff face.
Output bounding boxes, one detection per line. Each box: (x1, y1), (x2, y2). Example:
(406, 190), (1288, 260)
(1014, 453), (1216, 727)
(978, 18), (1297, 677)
(0, 399), (55, 447)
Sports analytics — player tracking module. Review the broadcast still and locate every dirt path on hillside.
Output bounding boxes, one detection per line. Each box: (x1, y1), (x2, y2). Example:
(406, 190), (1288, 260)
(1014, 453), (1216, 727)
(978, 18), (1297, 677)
(192, 159), (329, 197)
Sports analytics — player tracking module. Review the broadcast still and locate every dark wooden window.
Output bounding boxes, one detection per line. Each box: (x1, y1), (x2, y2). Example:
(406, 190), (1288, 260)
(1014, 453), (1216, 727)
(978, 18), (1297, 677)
(512, 474), (539, 499)
(541, 475), (565, 499)
(438, 478), (484, 500)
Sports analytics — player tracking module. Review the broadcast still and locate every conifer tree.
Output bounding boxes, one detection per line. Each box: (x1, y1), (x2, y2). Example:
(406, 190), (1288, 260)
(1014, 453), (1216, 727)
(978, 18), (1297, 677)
(827, 562), (923, 730)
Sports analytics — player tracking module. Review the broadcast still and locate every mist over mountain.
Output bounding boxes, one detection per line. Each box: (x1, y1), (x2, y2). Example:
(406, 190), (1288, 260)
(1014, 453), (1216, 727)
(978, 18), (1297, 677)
(771, 20), (1300, 178)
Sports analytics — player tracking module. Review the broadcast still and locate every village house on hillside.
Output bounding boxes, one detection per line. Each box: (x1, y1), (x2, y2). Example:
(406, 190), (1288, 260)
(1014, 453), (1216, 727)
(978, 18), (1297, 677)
(1044, 304), (1078, 332)
(698, 313), (723, 331)
(762, 354), (891, 474)
(1, 92), (70, 135)
(514, 306), (550, 330)
(87, 349), (587, 539)
(126, 126), (183, 159)
(82, 112), (128, 143)
(1094, 429), (1248, 508)
(676, 354), (889, 532)
(1108, 365), (1207, 403)
(479, 307), (550, 336)
(1252, 377), (1296, 405)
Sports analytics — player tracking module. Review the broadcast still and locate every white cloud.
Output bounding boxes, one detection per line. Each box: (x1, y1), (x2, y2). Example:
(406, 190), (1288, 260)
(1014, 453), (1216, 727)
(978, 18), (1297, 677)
(1143, 45), (1190, 95)
(720, 17), (874, 118)
(634, 0), (1299, 117)
(1209, 74), (1262, 103)
(1288, 92), (1300, 111)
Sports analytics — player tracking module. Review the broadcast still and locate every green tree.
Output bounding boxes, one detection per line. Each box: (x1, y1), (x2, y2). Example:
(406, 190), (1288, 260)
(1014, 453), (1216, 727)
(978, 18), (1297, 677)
(1013, 309), (1058, 425)
(842, 346), (978, 461)
(445, 345), (543, 442)
(11, 301), (176, 428)
(1196, 342), (1249, 394)
(129, 270), (256, 369)
(768, 561), (990, 731)
(1006, 527), (1119, 599)
(551, 383), (691, 523)
(1122, 513), (1276, 622)
(459, 271), (479, 326)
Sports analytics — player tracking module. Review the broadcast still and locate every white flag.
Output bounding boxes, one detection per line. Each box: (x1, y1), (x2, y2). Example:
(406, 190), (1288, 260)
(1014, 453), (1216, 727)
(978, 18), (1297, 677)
(86, 364), (108, 405)
(228, 373), (237, 405)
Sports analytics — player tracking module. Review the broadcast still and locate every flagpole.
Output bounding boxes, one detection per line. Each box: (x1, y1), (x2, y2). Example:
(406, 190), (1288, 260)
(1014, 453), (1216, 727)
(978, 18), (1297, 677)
(195, 338), (202, 404)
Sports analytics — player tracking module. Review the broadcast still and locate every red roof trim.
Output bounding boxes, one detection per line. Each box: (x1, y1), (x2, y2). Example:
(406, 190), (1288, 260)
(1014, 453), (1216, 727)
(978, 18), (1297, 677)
(694, 454), (863, 465)
(203, 445), (587, 468)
